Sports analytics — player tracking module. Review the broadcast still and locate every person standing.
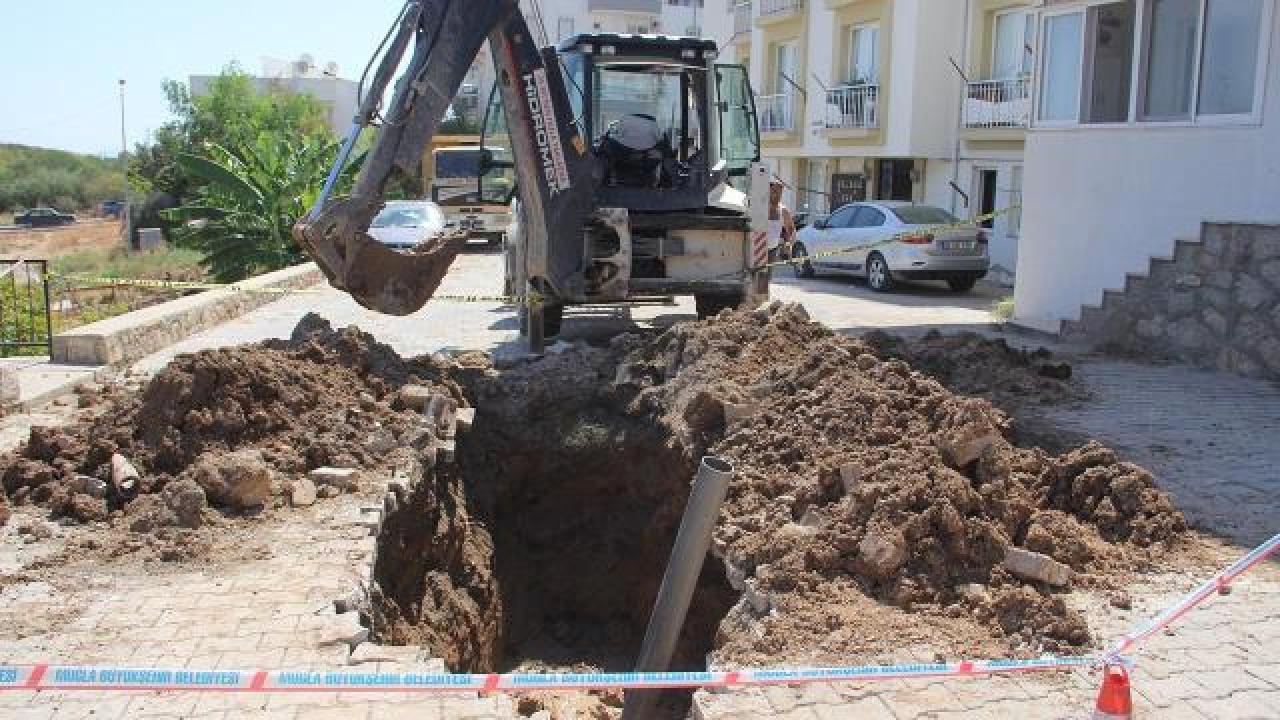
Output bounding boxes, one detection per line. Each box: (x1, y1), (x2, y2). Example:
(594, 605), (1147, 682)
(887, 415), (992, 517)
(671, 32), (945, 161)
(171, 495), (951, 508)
(766, 177), (797, 279)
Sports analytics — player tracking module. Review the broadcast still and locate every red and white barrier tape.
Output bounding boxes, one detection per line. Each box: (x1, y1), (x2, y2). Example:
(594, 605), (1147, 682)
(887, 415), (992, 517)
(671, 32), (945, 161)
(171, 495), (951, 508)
(2, 531), (1274, 695)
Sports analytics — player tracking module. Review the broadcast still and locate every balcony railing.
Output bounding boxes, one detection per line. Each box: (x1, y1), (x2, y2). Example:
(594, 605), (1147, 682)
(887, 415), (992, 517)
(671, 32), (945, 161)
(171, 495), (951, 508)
(759, 0), (802, 18)
(758, 93), (796, 133)
(963, 77), (1031, 128)
(732, 2), (752, 36)
(823, 84), (878, 129)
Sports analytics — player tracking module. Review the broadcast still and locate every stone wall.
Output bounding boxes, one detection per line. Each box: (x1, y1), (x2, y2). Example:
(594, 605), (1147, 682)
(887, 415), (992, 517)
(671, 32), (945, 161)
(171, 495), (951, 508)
(1062, 223), (1280, 380)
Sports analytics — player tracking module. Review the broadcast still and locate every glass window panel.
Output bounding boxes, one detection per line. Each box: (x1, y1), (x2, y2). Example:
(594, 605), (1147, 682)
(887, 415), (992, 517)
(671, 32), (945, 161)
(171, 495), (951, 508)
(1085, 1), (1136, 124)
(1040, 12), (1084, 121)
(1198, 0), (1264, 115)
(994, 12), (1028, 79)
(1143, 0), (1199, 120)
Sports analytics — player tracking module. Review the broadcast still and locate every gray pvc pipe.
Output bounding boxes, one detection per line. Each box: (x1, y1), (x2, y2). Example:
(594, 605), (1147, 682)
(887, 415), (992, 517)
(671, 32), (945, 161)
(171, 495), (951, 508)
(622, 455), (735, 720)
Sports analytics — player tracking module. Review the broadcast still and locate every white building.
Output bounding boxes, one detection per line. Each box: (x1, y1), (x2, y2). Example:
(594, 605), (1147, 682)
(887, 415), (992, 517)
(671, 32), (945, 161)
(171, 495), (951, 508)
(1013, 0), (1279, 332)
(718, 0), (1037, 285)
(190, 56), (360, 136)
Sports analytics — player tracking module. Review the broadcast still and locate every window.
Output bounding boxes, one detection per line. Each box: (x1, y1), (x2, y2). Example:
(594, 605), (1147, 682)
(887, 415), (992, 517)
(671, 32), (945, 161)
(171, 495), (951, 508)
(1198, 0), (1265, 115)
(892, 206), (958, 225)
(826, 205), (857, 228)
(993, 10), (1034, 79)
(773, 42), (797, 95)
(847, 25), (879, 85)
(852, 206), (886, 228)
(1043, 0), (1269, 125)
(1083, 1), (1136, 124)
(1008, 165), (1023, 238)
(557, 17), (575, 41)
(1040, 12), (1084, 122)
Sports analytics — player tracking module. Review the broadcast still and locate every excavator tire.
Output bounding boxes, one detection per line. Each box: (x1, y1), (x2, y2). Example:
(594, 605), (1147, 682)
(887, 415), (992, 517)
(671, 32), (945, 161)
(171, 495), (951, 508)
(695, 293), (743, 320)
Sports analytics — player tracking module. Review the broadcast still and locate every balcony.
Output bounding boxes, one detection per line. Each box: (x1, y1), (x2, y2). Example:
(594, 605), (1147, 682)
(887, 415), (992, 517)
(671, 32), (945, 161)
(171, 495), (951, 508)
(823, 84), (878, 130)
(758, 93), (796, 133)
(732, 2), (752, 38)
(963, 77), (1031, 129)
(757, 0), (802, 23)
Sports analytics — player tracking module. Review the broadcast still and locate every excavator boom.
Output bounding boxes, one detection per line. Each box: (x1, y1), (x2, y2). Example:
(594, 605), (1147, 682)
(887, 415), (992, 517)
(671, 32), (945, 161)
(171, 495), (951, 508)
(295, 0), (552, 315)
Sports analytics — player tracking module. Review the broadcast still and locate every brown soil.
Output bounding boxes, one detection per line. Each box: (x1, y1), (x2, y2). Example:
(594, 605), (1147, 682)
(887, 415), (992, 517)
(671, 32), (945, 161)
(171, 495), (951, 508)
(0, 313), (463, 541)
(2, 305), (1190, 719)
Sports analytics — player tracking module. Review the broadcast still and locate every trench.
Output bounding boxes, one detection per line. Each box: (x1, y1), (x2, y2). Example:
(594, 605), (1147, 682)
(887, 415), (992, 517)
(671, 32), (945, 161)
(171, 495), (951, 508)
(370, 392), (737, 717)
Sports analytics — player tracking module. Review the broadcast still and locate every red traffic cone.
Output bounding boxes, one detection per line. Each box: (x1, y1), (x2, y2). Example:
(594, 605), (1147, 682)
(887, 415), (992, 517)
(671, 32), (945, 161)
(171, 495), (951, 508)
(1093, 665), (1133, 719)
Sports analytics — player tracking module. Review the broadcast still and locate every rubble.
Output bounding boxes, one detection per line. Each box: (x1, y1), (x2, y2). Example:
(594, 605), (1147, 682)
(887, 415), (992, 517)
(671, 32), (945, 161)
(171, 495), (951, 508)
(1003, 547), (1074, 587)
(291, 477), (318, 507)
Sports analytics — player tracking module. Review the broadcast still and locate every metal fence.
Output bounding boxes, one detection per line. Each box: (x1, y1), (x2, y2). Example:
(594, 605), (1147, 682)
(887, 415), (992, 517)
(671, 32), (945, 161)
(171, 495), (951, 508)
(759, 0), (801, 17)
(1, 259), (53, 357)
(824, 84), (879, 129)
(758, 93), (796, 133)
(963, 77), (1031, 128)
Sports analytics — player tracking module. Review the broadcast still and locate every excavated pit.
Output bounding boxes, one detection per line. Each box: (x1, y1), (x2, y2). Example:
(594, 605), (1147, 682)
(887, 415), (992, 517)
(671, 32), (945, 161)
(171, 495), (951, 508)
(370, 375), (736, 714)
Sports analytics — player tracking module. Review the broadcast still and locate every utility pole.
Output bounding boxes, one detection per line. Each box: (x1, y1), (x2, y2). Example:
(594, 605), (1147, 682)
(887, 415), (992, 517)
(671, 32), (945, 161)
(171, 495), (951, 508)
(118, 79), (128, 190)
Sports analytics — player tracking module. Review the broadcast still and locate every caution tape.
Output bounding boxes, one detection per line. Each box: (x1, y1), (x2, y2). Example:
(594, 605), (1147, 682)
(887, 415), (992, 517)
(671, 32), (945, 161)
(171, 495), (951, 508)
(0, 656), (1099, 694)
(1110, 530), (1280, 657)
(746, 204), (1021, 277)
(0, 531), (1274, 696)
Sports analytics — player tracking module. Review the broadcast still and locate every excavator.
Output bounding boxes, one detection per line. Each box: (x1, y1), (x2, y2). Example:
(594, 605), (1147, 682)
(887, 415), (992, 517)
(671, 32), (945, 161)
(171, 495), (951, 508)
(294, 0), (771, 352)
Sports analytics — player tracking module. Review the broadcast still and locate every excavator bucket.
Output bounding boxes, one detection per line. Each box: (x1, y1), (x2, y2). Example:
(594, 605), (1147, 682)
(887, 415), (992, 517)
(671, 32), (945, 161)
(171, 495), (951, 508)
(293, 0), (514, 315)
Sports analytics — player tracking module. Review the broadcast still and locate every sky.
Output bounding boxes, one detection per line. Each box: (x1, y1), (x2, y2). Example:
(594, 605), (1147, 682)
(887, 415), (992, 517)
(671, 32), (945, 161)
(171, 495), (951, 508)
(0, 1), (408, 156)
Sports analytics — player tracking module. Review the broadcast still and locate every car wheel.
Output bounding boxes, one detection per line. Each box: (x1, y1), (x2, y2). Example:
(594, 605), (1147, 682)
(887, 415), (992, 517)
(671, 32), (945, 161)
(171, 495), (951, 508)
(790, 242), (816, 279)
(947, 277), (978, 293)
(866, 252), (894, 292)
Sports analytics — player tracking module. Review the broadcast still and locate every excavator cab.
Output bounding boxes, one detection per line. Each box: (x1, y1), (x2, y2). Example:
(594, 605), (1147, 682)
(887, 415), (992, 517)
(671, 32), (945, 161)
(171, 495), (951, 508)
(481, 33), (766, 341)
(296, 0), (767, 351)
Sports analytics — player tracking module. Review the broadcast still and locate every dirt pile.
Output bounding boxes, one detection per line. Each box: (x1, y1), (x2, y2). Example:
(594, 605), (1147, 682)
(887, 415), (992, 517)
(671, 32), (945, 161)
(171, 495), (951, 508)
(0, 313), (465, 534)
(862, 330), (1086, 408)
(613, 303), (1185, 662)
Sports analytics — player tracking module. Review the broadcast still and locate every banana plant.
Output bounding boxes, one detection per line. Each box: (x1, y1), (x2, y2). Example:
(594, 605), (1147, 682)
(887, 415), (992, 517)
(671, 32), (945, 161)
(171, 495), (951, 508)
(163, 135), (364, 282)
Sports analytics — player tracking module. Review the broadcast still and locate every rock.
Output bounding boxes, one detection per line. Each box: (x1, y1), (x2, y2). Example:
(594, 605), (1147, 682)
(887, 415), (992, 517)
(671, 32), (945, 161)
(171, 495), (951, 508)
(838, 463), (862, 493)
(958, 583), (988, 603)
(291, 477), (318, 507)
(0, 500), (9, 527)
(317, 612), (370, 648)
(65, 493), (108, 523)
(435, 438), (457, 465)
(856, 529), (906, 580)
(318, 485), (341, 499)
(723, 402), (758, 428)
(0, 368), (18, 406)
(744, 581), (770, 614)
(455, 407), (476, 432)
(309, 467), (359, 491)
(398, 384), (434, 411)
(164, 478), (207, 529)
(110, 453), (140, 492)
(71, 475), (107, 499)
(21, 520), (55, 539)
(1109, 591), (1133, 610)
(1234, 274), (1271, 310)
(357, 391), (378, 411)
(935, 401), (1003, 469)
(188, 449), (273, 510)
(1003, 547), (1073, 587)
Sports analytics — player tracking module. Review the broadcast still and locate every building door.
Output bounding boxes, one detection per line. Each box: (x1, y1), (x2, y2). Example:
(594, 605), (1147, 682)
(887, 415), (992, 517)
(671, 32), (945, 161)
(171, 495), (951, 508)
(975, 168), (998, 227)
(875, 159), (913, 201)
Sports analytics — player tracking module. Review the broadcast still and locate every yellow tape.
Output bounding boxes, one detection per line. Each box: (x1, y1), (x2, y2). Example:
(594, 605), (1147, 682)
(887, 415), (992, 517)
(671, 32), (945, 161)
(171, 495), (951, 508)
(754, 204), (1020, 275)
(44, 204), (1018, 306)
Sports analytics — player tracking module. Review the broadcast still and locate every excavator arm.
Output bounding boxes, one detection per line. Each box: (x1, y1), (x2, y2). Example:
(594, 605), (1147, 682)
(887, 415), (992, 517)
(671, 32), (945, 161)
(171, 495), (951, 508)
(294, 0), (592, 316)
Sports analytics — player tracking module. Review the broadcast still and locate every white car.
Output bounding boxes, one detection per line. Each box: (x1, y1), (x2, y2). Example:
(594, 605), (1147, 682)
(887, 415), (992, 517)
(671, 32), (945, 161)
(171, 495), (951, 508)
(791, 202), (990, 292)
(368, 200), (450, 251)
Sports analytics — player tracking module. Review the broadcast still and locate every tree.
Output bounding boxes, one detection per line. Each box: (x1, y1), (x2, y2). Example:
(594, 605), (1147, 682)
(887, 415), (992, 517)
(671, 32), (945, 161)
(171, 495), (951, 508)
(162, 134), (357, 282)
(129, 64), (333, 202)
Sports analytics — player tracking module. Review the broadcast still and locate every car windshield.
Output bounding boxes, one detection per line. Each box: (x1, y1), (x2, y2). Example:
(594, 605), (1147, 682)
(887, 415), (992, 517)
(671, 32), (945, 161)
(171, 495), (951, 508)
(891, 206), (958, 225)
(371, 205), (440, 228)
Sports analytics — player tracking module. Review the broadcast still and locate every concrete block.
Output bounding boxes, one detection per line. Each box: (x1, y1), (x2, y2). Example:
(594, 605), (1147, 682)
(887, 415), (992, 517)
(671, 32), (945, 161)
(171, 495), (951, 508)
(1003, 547), (1073, 587)
(309, 467), (359, 491)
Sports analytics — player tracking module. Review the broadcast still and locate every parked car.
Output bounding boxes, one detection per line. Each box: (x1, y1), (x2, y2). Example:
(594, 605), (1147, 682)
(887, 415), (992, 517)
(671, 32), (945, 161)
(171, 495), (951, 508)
(367, 200), (450, 250)
(14, 207), (77, 227)
(101, 200), (125, 219)
(790, 201), (989, 292)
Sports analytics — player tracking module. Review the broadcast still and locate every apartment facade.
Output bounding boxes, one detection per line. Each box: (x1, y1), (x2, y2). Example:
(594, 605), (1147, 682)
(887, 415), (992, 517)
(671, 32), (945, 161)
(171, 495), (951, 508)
(1014, 0), (1278, 332)
(191, 57), (360, 136)
(720, 0), (1041, 284)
